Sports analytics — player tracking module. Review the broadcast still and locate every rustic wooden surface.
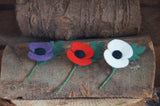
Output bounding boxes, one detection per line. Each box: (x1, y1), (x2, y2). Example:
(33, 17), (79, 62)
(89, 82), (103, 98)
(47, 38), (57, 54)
(0, 48), (147, 105)
(16, 0), (141, 40)
(0, 36), (155, 100)
(0, 1), (159, 45)
(0, 52), (146, 106)
(12, 99), (143, 106)
(0, 0), (159, 105)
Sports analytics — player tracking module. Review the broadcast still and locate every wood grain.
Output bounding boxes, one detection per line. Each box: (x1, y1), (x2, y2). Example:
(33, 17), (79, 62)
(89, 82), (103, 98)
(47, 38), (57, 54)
(0, 98), (16, 106)
(0, 36), (155, 99)
(15, 0), (141, 40)
(12, 99), (143, 106)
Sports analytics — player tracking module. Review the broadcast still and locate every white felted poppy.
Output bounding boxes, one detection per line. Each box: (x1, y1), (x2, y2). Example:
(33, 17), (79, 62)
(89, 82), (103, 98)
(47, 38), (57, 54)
(104, 39), (133, 68)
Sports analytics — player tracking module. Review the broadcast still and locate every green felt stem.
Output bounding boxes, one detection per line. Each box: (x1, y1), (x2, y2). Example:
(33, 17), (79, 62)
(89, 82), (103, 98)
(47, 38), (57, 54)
(56, 65), (77, 95)
(99, 68), (117, 90)
(25, 63), (39, 84)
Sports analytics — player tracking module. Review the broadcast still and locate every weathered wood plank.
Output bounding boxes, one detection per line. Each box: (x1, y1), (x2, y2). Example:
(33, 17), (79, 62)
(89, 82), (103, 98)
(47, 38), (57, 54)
(0, 36), (155, 99)
(1, 6), (160, 46)
(12, 99), (143, 106)
(0, 98), (16, 106)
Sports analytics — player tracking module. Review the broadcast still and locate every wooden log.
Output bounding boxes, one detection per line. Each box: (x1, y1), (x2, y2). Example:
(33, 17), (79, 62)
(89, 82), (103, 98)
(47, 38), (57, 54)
(12, 99), (144, 106)
(0, 36), (155, 100)
(0, 98), (16, 106)
(16, 0), (141, 40)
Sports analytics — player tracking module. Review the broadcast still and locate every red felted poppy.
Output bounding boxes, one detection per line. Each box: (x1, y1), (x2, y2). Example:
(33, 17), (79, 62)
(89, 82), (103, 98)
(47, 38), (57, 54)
(67, 42), (94, 66)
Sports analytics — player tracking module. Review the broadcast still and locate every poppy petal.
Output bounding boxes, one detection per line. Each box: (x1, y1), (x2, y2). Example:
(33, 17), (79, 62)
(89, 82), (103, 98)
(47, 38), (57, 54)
(104, 49), (129, 68)
(107, 39), (133, 59)
(67, 50), (92, 66)
(71, 42), (94, 58)
(28, 52), (53, 62)
(29, 43), (53, 54)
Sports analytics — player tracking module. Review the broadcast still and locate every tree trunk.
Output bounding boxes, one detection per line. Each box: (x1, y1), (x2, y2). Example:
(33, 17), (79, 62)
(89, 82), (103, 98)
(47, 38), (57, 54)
(16, 0), (141, 40)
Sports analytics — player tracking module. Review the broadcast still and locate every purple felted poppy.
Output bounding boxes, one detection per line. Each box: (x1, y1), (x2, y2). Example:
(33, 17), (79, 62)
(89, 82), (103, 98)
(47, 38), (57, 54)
(28, 42), (53, 62)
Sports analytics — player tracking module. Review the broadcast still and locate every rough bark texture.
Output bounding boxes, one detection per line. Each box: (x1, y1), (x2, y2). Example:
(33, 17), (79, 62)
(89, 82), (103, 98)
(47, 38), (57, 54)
(0, 98), (16, 106)
(0, 36), (155, 100)
(16, 0), (141, 40)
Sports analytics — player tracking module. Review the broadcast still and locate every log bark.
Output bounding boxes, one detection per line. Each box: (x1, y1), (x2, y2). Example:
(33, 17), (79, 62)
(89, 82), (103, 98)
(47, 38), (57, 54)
(0, 36), (155, 99)
(16, 0), (141, 40)
(0, 98), (16, 106)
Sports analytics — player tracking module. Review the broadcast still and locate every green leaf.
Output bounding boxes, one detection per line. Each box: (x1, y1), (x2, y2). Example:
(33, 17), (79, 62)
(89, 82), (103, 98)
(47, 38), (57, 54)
(50, 41), (54, 47)
(37, 41), (64, 66)
(75, 64), (81, 68)
(37, 61), (46, 65)
(129, 43), (146, 61)
(50, 41), (65, 58)
(90, 41), (97, 51)
(90, 41), (105, 63)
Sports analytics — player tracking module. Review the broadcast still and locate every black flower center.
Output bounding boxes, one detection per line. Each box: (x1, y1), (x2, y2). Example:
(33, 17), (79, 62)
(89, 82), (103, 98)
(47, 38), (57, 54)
(75, 50), (85, 58)
(35, 48), (46, 55)
(112, 50), (122, 59)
